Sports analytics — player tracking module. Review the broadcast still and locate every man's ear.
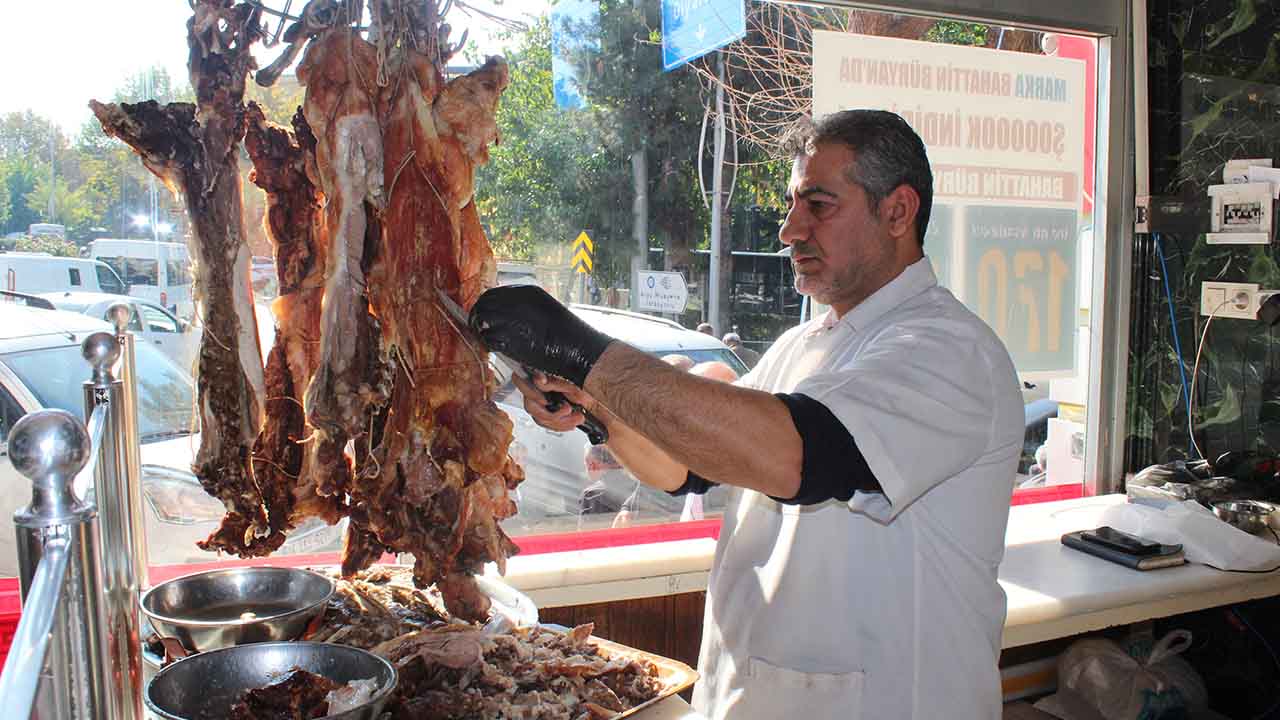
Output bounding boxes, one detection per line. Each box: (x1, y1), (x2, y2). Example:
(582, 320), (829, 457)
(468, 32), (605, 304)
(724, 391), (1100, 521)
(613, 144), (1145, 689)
(882, 184), (921, 242)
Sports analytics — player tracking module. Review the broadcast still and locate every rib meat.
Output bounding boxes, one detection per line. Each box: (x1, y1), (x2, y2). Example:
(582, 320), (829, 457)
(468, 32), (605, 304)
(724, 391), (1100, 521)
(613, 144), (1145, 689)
(297, 28), (390, 444)
(243, 102), (350, 531)
(90, 0), (271, 555)
(351, 41), (517, 621)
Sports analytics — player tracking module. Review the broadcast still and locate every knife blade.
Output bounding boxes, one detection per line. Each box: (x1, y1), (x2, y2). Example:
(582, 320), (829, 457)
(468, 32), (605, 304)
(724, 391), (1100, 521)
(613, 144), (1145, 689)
(434, 288), (609, 445)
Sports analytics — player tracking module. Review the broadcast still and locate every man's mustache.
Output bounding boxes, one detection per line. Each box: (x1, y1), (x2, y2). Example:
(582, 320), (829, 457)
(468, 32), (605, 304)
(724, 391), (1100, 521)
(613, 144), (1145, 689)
(790, 243), (817, 262)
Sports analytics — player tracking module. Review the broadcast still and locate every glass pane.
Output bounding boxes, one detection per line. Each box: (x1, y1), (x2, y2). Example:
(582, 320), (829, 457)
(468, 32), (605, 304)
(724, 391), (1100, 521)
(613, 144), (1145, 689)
(0, 0), (1107, 574)
(142, 306), (178, 333)
(1129, 2), (1280, 476)
(0, 387), (23, 446)
(3, 343), (195, 441)
(127, 258), (159, 286)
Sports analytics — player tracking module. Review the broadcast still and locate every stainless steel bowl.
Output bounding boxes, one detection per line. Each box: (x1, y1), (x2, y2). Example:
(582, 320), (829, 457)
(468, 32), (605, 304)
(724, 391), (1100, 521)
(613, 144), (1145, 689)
(146, 641), (396, 720)
(1212, 500), (1280, 535)
(140, 566), (335, 653)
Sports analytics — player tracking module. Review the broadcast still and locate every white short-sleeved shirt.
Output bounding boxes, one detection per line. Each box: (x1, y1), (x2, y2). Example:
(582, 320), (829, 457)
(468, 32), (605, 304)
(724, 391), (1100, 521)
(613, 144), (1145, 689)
(691, 257), (1024, 720)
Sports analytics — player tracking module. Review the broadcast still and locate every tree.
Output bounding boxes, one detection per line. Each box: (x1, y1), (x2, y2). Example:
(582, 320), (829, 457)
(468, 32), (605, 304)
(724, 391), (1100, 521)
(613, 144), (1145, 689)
(1, 157), (42, 235)
(474, 17), (613, 265)
(16, 235), (78, 257)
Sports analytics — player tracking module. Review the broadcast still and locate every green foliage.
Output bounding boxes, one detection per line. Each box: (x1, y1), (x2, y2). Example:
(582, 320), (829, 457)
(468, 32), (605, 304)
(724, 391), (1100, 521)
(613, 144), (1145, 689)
(474, 4), (709, 287)
(15, 235), (78, 257)
(1, 157), (41, 235)
(925, 21), (988, 46)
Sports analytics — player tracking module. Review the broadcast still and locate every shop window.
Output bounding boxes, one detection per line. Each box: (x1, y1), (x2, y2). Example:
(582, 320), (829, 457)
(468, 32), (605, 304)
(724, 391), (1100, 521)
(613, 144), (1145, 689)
(0, 0), (1109, 576)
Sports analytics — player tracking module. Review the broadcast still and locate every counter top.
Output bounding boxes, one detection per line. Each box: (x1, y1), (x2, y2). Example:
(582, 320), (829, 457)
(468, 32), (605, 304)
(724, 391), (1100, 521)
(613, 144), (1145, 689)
(495, 494), (1280, 649)
(998, 494), (1280, 647)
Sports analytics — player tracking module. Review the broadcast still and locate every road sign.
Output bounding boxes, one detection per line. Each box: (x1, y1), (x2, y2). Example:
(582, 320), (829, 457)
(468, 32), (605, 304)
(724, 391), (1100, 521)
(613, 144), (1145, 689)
(636, 270), (688, 313)
(661, 0), (746, 71)
(571, 231), (593, 274)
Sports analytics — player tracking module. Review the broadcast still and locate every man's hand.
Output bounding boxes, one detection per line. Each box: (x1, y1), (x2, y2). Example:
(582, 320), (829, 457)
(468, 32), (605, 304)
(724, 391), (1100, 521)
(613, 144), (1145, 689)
(470, 285), (614, 388)
(512, 372), (598, 433)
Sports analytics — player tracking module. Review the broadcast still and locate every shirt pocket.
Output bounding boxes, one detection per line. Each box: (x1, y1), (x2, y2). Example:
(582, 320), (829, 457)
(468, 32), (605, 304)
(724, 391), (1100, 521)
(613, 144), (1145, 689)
(739, 656), (865, 719)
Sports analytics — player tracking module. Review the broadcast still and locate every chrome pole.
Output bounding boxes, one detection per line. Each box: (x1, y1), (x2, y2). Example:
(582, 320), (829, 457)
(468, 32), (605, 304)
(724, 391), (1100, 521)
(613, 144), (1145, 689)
(107, 302), (149, 586)
(83, 330), (145, 720)
(2, 408), (110, 719)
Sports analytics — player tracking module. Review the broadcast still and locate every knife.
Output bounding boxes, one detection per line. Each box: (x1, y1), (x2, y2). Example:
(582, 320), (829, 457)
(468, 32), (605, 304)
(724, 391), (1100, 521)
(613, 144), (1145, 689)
(435, 288), (609, 445)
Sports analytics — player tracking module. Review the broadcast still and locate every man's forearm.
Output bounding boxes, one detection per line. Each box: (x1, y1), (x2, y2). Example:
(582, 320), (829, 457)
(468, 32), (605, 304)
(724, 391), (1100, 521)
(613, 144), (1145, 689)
(599, 410), (688, 492)
(585, 343), (803, 498)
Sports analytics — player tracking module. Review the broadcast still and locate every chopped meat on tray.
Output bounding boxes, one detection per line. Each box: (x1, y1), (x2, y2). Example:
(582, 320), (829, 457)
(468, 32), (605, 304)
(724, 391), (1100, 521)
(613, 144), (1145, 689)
(373, 624), (665, 720)
(227, 668), (339, 720)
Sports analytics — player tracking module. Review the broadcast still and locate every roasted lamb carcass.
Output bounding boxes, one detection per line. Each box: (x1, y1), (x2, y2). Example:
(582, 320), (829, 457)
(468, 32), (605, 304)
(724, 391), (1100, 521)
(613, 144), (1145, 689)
(101, 0), (525, 620)
(289, 9), (521, 622)
(244, 102), (352, 534)
(90, 0), (275, 555)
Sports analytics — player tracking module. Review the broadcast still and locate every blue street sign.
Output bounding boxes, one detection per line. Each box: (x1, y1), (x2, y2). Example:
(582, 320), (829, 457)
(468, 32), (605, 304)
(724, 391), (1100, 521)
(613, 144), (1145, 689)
(661, 0), (746, 71)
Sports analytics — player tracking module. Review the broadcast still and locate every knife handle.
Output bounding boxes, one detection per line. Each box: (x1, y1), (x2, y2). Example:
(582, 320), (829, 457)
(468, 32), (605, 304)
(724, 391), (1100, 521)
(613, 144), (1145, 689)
(545, 391), (609, 445)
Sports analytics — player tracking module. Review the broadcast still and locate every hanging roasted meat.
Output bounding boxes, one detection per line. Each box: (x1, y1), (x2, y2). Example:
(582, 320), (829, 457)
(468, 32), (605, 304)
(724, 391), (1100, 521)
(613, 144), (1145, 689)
(359, 46), (520, 622)
(290, 10), (520, 620)
(90, 0), (274, 555)
(95, 0), (523, 621)
(243, 102), (352, 531)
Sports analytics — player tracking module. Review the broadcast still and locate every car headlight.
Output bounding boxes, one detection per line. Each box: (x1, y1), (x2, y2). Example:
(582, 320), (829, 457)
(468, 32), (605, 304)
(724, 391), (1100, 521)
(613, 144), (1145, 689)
(136, 465), (226, 525)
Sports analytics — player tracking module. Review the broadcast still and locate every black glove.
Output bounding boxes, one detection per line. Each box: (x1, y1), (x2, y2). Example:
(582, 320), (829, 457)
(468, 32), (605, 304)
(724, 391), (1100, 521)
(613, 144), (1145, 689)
(469, 285), (614, 388)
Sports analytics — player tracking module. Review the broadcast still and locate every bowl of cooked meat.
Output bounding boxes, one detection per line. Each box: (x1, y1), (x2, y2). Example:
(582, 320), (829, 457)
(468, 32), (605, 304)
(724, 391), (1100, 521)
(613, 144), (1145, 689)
(140, 566), (335, 653)
(145, 640), (397, 720)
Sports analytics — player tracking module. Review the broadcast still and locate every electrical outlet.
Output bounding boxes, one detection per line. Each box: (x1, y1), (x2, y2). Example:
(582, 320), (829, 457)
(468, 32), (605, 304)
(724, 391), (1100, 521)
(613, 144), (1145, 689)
(1201, 281), (1259, 319)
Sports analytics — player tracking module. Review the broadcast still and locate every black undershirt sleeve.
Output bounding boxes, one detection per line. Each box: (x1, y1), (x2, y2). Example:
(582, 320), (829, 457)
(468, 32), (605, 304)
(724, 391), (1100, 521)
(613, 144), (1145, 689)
(667, 471), (718, 497)
(666, 392), (882, 504)
(770, 392), (882, 505)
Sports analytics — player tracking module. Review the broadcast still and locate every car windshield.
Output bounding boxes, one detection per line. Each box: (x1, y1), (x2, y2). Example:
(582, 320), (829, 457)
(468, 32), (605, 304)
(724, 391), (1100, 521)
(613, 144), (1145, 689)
(2, 341), (196, 441)
(661, 348), (748, 375)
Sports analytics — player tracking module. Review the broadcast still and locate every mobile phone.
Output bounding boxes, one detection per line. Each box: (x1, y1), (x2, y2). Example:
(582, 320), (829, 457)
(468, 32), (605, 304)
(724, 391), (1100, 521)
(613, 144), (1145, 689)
(1080, 526), (1162, 556)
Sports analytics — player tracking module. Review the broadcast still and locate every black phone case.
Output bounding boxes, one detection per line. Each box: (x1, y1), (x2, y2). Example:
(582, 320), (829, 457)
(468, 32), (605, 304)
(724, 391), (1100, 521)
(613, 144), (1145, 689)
(1061, 530), (1186, 571)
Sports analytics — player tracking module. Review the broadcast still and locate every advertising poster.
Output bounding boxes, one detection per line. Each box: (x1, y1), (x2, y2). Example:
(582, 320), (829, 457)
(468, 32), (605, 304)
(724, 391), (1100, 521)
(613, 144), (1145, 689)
(813, 31), (1087, 373)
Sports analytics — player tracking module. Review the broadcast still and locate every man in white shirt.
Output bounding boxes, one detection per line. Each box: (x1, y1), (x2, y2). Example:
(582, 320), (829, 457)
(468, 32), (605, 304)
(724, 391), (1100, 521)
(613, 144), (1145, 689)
(471, 109), (1023, 719)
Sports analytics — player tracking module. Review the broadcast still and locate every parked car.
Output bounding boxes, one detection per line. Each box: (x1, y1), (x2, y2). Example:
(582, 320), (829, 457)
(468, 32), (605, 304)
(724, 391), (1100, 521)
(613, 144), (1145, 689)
(0, 251), (128, 297)
(40, 291), (280, 374)
(40, 291), (201, 372)
(499, 305), (746, 533)
(89, 239), (194, 319)
(0, 304), (343, 576)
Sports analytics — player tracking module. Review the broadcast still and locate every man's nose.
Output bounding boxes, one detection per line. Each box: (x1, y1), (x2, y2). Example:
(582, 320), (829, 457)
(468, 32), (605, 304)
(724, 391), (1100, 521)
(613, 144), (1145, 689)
(779, 207), (804, 247)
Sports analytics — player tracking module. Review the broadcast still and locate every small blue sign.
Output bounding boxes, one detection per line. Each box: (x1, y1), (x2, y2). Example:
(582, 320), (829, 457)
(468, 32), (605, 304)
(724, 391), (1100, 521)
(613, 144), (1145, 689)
(661, 0), (746, 71)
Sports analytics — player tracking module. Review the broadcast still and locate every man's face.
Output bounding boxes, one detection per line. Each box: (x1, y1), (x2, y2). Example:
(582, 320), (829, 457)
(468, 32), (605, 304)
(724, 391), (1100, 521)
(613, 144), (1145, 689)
(779, 143), (903, 316)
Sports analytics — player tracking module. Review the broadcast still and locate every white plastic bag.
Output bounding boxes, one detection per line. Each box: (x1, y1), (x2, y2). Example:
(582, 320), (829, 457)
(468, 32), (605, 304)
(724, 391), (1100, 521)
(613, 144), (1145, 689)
(1037, 631), (1207, 720)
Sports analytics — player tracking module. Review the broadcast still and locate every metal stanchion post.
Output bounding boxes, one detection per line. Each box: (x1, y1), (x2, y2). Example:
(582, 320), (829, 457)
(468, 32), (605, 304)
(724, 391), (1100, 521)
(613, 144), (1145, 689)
(4, 409), (110, 718)
(82, 331), (144, 720)
(106, 303), (149, 587)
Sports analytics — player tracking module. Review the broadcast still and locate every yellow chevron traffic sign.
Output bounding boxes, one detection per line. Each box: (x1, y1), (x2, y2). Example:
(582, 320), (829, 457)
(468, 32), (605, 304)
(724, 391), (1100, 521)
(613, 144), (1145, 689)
(571, 231), (593, 274)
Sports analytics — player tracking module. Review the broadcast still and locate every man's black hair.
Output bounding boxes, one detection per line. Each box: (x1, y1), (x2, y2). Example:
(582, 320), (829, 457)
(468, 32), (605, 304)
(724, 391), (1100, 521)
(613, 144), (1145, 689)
(784, 110), (933, 247)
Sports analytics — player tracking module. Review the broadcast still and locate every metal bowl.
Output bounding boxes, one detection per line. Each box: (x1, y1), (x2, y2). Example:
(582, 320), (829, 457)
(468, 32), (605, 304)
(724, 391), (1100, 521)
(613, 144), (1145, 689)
(146, 641), (396, 720)
(1212, 500), (1280, 535)
(140, 566), (335, 653)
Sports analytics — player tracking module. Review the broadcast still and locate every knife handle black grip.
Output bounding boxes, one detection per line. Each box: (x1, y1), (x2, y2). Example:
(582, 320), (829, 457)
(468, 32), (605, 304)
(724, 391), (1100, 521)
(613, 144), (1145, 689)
(545, 391), (609, 445)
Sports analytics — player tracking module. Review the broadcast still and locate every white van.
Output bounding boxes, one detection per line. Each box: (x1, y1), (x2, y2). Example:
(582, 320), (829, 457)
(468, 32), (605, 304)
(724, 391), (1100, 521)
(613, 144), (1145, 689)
(0, 252), (128, 296)
(90, 239), (194, 318)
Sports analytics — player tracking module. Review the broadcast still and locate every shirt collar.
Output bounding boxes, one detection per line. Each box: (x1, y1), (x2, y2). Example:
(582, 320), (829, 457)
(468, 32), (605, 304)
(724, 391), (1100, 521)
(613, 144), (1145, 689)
(814, 256), (938, 335)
